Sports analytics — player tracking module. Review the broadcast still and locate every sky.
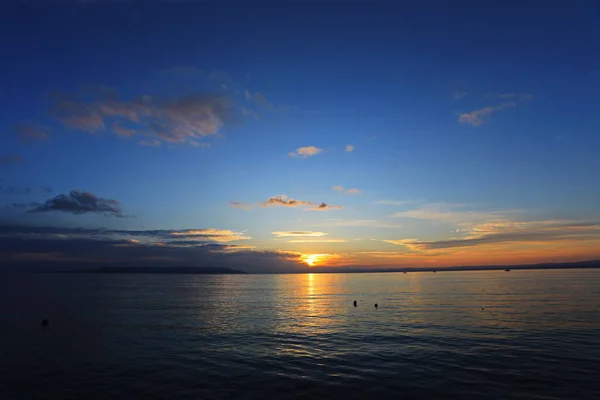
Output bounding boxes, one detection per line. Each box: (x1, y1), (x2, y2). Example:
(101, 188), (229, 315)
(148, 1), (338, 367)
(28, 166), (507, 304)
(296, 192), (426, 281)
(1, 0), (599, 273)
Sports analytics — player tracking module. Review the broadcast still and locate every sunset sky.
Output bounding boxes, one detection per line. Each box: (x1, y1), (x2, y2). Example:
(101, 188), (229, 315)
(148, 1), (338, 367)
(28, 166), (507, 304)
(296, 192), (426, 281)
(1, 1), (599, 272)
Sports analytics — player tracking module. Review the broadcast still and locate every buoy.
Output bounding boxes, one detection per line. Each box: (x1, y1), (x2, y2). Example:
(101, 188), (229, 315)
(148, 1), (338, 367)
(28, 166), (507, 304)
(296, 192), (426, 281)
(353, 300), (357, 307)
(374, 303), (378, 309)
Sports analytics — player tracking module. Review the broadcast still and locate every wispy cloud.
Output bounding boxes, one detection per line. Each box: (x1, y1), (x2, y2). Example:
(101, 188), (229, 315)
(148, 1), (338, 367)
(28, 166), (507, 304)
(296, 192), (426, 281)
(332, 186), (360, 194)
(391, 202), (516, 224)
(139, 139), (161, 147)
(0, 155), (22, 166)
(23, 190), (127, 217)
(272, 231), (328, 237)
(236, 195), (342, 211)
(458, 102), (515, 126)
(169, 229), (251, 243)
(288, 239), (347, 243)
(386, 221), (600, 250)
(288, 146), (322, 158)
(308, 203), (343, 211)
(0, 225), (306, 273)
(260, 195), (312, 208)
(229, 201), (253, 210)
(316, 219), (403, 228)
(16, 124), (50, 140)
(345, 144), (355, 152)
(48, 88), (236, 147)
(375, 200), (412, 206)
(453, 92), (467, 102)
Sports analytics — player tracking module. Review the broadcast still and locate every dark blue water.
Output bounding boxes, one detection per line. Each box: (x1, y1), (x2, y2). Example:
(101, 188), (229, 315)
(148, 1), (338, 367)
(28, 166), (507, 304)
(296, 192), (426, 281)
(1, 270), (599, 399)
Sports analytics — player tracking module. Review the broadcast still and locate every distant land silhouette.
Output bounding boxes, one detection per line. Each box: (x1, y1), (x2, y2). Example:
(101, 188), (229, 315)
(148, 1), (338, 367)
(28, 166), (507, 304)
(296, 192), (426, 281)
(69, 266), (247, 275)
(303, 259), (600, 274)
(1, 260), (599, 275)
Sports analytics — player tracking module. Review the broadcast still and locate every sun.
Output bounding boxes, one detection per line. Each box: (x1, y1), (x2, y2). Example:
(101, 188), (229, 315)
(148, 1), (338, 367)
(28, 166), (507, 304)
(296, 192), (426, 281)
(302, 254), (329, 267)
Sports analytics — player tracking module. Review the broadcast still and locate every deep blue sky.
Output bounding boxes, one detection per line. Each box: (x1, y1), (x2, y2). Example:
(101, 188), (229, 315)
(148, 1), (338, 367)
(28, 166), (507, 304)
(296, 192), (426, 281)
(1, 0), (599, 271)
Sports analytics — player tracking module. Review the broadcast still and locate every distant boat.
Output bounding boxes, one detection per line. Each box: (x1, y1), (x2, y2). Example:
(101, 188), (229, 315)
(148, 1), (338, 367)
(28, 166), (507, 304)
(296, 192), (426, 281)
(433, 270), (436, 273)
(505, 268), (511, 272)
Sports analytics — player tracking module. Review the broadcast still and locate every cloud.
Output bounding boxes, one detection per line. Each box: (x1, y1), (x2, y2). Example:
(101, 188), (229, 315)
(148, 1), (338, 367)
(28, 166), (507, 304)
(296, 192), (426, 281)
(0, 155), (22, 166)
(288, 239), (347, 243)
(453, 92), (467, 102)
(41, 186), (53, 193)
(272, 231), (328, 237)
(260, 195), (312, 208)
(242, 195), (343, 211)
(25, 190), (126, 217)
(139, 139), (161, 147)
(345, 144), (354, 152)
(16, 124), (50, 140)
(315, 219), (403, 228)
(332, 186), (360, 194)
(375, 200), (412, 206)
(49, 89), (232, 147)
(229, 201), (253, 210)
(391, 203), (518, 224)
(168, 229), (251, 242)
(458, 102), (515, 126)
(308, 202), (342, 211)
(288, 146), (322, 158)
(385, 221), (600, 250)
(0, 225), (306, 273)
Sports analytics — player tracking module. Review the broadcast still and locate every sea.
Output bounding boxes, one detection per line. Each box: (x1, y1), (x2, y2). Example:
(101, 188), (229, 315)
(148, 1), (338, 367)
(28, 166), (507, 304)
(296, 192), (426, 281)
(1, 269), (599, 399)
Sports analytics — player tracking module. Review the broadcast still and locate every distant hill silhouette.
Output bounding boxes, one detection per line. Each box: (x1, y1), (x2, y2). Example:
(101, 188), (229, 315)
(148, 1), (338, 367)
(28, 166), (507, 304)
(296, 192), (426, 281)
(74, 266), (247, 275)
(304, 259), (600, 274)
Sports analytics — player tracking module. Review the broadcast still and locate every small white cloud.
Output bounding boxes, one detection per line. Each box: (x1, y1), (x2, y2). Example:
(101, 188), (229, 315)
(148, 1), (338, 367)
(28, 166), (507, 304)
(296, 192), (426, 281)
(332, 185), (345, 191)
(458, 102), (515, 126)
(289, 146), (322, 158)
(345, 188), (361, 194)
(345, 144), (354, 152)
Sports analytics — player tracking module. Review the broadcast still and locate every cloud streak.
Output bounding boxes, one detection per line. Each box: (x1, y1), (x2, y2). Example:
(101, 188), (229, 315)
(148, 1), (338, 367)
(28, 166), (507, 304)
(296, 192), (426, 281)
(16, 124), (50, 140)
(345, 144), (354, 152)
(308, 203), (343, 211)
(386, 221), (600, 250)
(458, 102), (515, 126)
(332, 186), (361, 194)
(272, 231), (328, 237)
(24, 190), (126, 217)
(0, 225), (305, 273)
(288, 146), (322, 158)
(49, 89), (233, 147)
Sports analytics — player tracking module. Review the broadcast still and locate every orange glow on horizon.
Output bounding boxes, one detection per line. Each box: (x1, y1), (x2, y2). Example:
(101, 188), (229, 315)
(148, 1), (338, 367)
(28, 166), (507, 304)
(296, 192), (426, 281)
(301, 253), (332, 266)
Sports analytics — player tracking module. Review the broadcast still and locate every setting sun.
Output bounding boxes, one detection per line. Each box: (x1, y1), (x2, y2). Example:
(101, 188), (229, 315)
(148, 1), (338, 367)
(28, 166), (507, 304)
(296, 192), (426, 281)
(301, 254), (330, 266)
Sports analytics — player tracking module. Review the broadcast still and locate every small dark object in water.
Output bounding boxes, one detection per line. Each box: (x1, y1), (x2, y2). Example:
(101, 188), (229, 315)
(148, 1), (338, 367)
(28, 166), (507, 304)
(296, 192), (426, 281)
(374, 303), (378, 309)
(481, 307), (485, 311)
(403, 271), (407, 274)
(505, 268), (511, 272)
(42, 319), (49, 327)
(353, 300), (357, 307)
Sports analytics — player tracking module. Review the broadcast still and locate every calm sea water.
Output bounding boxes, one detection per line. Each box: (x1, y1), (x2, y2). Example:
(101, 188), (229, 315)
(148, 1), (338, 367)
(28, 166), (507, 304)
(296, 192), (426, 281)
(1, 270), (599, 399)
